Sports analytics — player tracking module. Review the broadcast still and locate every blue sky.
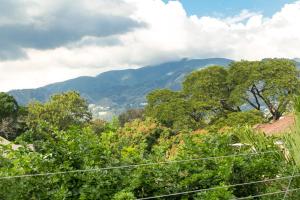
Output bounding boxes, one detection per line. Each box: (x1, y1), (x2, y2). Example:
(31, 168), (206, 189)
(163, 0), (297, 17)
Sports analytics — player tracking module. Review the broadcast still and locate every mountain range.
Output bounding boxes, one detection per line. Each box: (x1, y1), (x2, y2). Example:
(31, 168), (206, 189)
(9, 58), (299, 119)
(9, 58), (232, 119)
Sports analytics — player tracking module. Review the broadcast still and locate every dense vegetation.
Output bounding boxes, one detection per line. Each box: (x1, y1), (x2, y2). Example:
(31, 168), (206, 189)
(1, 59), (300, 199)
(146, 59), (299, 130)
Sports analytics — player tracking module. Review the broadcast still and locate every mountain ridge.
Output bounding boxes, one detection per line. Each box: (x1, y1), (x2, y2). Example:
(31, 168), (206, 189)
(9, 58), (299, 119)
(9, 58), (232, 105)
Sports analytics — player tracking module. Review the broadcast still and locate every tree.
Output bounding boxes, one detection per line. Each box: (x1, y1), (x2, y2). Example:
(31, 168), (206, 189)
(145, 89), (205, 130)
(118, 109), (144, 127)
(228, 59), (300, 120)
(26, 91), (92, 131)
(182, 66), (239, 125)
(209, 110), (265, 131)
(146, 59), (299, 131)
(183, 59), (299, 122)
(89, 119), (108, 134)
(183, 66), (230, 110)
(0, 92), (19, 121)
(0, 93), (24, 140)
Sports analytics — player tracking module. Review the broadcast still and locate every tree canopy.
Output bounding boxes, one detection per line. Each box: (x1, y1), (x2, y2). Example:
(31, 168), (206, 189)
(146, 59), (300, 130)
(227, 59), (299, 120)
(145, 89), (205, 130)
(0, 92), (19, 120)
(26, 91), (92, 131)
(0, 93), (26, 140)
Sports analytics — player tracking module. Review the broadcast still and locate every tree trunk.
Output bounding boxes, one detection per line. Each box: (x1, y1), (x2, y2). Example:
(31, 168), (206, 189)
(252, 85), (281, 121)
(272, 110), (282, 121)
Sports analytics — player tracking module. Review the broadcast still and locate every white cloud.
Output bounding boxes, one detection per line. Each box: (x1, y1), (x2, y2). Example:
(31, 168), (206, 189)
(224, 10), (260, 24)
(1, 0), (300, 92)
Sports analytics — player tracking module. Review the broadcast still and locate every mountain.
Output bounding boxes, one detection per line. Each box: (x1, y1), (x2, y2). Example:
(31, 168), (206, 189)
(9, 58), (233, 119)
(294, 58), (300, 62)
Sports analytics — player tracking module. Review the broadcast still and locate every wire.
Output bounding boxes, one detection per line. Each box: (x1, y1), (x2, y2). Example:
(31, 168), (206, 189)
(135, 174), (300, 200)
(233, 188), (300, 200)
(0, 150), (277, 180)
(283, 166), (297, 199)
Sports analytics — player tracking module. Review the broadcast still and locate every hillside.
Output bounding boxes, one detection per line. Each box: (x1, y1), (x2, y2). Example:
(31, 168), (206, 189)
(9, 58), (232, 118)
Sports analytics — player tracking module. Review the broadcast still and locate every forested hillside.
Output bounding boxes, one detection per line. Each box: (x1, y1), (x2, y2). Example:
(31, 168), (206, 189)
(1, 59), (300, 199)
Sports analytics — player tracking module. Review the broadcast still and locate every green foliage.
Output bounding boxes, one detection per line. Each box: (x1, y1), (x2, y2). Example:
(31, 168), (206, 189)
(145, 89), (205, 130)
(1, 123), (122, 200)
(285, 96), (300, 166)
(228, 59), (299, 120)
(25, 91), (91, 138)
(183, 66), (233, 112)
(195, 188), (234, 200)
(113, 191), (135, 200)
(210, 110), (265, 131)
(0, 92), (19, 120)
(1, 117), (296, 199)
(1, 88), (300, 199)
(89, 119), (108, 134)
(0, 93), (27, 140)
(117, 117), (171, 157)
(295, 96), (300, 113)
(145, 59), (300, 131)
(118, 108), (144, 127)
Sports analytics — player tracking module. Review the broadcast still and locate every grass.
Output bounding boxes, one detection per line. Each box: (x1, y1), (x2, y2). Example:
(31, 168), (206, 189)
(285, 98), (300, 166)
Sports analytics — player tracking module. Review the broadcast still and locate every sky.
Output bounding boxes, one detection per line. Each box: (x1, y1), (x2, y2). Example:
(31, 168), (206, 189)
(1, 0), (300, 92)
(163, 0), (297, 16)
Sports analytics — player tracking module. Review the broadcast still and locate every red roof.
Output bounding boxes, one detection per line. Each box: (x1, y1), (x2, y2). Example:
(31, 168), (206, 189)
(254, 115), (296, 135)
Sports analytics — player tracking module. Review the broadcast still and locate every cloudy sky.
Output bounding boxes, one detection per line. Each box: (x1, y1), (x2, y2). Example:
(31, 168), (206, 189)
(0, 0), (300, 92)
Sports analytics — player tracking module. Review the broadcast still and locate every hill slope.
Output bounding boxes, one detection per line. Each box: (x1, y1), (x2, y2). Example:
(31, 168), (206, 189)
(9, 58), (232, 118)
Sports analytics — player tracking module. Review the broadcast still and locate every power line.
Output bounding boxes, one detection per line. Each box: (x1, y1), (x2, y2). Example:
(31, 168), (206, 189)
(283, 166), (297, 199)
(0, 150), (277, 180)
(233, 188), (300, 200)
(136, 174), (300, 200)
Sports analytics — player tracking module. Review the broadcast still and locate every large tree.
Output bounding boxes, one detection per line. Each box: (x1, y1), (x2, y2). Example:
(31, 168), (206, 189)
(183, 59), (299, 121)
(145, 89), (205, 130)
(183, 66), (240, 114)
(0, 92), (19, 121)
(27, 91), (92, 131)
(146, 59), (300, 130)
(0, 93), (21, 140)
(228, 59), (300, 120)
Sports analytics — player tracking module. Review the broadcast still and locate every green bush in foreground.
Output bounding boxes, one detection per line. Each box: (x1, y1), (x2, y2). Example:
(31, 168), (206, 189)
(1, 121), (298, 199)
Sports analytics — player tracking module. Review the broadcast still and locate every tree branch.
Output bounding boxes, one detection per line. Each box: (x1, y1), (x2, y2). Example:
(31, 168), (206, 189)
(242, 97), (260, 110)
(253, 84), (281, 120)
(250, 85), (261, 110)
(220, 99), (239, 112)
